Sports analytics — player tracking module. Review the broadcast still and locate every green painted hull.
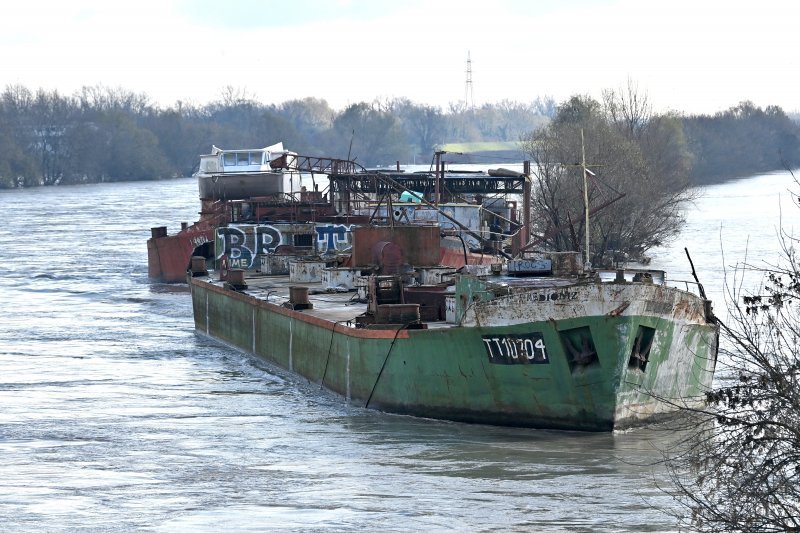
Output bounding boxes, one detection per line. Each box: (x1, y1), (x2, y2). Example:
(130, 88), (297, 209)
(190, 276), (718, 431)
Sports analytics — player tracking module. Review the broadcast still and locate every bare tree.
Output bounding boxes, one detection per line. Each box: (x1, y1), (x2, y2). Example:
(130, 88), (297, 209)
(218, 85), (256, 107)
(31, 89), (74, 185)
(521, 94), (693, 266)
(523, 127), (580, 252)
(663, 173), (800, 531)
(603, 78), (652, 140)
(76, 85), (152, 115)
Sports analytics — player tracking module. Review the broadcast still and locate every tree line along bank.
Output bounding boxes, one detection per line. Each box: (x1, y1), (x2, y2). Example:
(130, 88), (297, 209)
(0, 84), (798, 189)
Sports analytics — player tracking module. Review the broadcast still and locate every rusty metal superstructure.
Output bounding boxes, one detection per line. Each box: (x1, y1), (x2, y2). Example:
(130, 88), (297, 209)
(148, 146), (530, 282)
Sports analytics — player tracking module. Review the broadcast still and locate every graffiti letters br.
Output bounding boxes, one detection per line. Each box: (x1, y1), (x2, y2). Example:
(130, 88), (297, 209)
(216, 224), (353, 270)
(216, 225), (282, 270)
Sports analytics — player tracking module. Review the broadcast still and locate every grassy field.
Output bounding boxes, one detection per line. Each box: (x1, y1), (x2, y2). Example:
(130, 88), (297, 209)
(437, 141), (523, 153)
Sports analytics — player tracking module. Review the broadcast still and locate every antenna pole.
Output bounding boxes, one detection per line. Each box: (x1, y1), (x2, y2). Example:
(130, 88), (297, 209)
(465, 51), (474, 109)
(435, 150), (442, 206)
(581, 129), (591, 269)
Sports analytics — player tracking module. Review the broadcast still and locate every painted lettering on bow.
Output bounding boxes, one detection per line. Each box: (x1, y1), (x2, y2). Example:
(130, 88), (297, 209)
(510, 290), (580, 304)
(190, 234), (210, 248)
(481, 332), (549, 365)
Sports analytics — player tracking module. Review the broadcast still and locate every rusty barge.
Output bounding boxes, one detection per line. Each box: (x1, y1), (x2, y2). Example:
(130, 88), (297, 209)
(189, 242), (718, 431)
(173, 147), (719, 431)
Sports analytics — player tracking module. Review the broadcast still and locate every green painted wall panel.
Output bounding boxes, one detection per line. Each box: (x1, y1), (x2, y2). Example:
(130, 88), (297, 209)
(191, 280), (717, 431)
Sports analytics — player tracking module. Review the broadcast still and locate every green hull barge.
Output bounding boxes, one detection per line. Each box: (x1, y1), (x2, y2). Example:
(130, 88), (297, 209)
(189, 254), (718, 431)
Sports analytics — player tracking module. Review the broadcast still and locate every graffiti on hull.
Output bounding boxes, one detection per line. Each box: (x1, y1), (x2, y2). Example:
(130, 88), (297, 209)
(216, 223), (353, 270)
(316, 224), (352, 254)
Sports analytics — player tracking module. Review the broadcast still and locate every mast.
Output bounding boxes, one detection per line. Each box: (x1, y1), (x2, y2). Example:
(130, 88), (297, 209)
(581, 129), (591, 269)
(522, 160), (531, 251)
(435, 150), (442, 206)
(465, 51), (474, 109)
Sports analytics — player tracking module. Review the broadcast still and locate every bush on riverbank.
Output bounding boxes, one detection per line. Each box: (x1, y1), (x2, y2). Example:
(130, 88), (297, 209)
(663, 172), (800, 531)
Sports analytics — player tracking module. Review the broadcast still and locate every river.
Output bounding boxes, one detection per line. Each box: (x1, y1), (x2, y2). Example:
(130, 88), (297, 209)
(0, 170), (796, 531)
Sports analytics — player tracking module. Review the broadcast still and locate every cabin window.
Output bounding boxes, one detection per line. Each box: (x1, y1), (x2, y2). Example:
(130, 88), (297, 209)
(237, 153), (250, 166)
(628, 325), (656, 372)
(223, 153), (237, 166)
(294, 234), (313, 248)
(249, 151), (263, 165)
(559, 326), (599, 371)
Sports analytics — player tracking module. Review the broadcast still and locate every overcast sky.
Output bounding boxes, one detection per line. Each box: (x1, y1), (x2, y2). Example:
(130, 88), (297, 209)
(3, 0), (798, 114)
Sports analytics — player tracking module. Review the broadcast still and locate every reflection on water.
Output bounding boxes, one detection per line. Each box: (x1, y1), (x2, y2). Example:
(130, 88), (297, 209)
(0, 171), (796, 531)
